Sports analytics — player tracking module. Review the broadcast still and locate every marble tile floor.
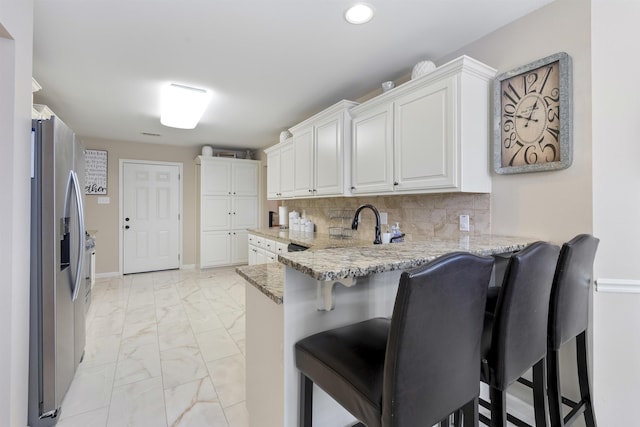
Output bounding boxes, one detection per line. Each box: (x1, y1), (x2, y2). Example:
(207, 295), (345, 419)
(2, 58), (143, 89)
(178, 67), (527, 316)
(58, 267), (249, 427)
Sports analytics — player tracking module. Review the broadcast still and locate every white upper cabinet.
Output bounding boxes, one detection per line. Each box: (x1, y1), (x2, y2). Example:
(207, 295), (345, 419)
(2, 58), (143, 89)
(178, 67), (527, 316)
(351, 56), (496, 195)
(393, 76), (454, 191)
(289, 100), (358, 198)
(201, 159), (232, 195)
(351, 102), (394, 193)
(265, 138), (294, 200)
(292, 126), (314, 197)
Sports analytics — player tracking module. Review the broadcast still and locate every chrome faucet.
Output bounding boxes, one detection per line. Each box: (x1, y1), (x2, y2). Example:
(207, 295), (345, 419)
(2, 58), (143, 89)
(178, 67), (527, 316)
(351, 204), (382, 245)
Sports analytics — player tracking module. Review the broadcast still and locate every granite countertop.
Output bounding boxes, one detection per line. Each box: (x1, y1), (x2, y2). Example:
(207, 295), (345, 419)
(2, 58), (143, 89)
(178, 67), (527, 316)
(277, 234), (538, 282)
(248, 228), (371, 249)
(237, 233), (539, 304)
(236, 263), (284, 304)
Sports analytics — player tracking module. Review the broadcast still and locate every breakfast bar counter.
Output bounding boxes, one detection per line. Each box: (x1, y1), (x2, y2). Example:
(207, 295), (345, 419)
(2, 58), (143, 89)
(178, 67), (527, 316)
(238, 234), (538, 427)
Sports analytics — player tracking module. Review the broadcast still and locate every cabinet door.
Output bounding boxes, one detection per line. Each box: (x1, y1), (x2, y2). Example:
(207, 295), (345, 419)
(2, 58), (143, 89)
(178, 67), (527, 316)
(201, 160), (232, 195)
(266, 149), (281, 199)
(279, 141), (295, 198)
(351, 103), (394, 193)
(248, 244), (258, 265)
(394, 77), (456, 191)
(314, 113), (343, 196)
(232, 161), (259, 196)
(231, 230), (249, 264)
(201, 231), (231, 267)
(202, 196), (232, 230)
(232, 196), (258, 230)
(293, 127), (314, 197)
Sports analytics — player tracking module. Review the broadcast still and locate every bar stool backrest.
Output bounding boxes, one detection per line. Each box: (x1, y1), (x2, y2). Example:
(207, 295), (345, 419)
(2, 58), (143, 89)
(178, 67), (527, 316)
(382, 252), (494, 427)
(548, 234), (600, 351)
(488, 241), (560, 388)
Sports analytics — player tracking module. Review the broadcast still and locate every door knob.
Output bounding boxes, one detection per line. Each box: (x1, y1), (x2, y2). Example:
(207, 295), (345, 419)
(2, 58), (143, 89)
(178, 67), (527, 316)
(125, 217), (130, 221)
(125, 225), (130, 230)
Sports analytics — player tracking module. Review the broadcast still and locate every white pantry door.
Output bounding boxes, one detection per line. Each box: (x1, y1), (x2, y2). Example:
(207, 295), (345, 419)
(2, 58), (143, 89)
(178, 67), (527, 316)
(122, 161), (181, 274)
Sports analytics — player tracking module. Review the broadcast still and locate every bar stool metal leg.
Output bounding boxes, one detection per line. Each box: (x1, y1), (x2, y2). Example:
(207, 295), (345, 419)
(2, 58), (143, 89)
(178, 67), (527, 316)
(300, 373), (313, 427)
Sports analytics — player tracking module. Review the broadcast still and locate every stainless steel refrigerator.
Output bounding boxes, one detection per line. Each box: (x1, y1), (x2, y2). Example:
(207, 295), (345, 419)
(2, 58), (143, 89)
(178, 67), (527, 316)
(29, 116), (87, 427)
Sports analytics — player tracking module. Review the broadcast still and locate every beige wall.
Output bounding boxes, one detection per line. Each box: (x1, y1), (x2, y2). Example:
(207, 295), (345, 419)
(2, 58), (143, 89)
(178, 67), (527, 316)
(0, 0), (33, 425)
(440, 0), (592, 242)
(591, 1), (640, 425)
(82, 138), (200, 274)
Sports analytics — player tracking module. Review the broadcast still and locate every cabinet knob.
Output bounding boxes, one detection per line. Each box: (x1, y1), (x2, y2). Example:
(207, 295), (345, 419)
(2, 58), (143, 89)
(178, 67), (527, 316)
(351, 186), (355, 190)
(393, 182), (399, 186)
(125, 225), (130, 230)
(308, 189), (312, 193)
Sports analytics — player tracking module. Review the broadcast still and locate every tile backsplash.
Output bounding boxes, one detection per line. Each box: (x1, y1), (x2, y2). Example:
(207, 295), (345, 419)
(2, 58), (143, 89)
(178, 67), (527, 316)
(282, 193), (491, 243)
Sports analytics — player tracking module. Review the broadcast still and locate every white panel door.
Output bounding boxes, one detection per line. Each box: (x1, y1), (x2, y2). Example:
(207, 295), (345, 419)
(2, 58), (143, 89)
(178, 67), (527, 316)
(394, 77), (456, 190)
(351, 103), (394, 194)
(280, 141), (295, 198)
(202, 196), (232, 231)
(314, 114), (343, 196)
(293, 127), (314, 196)
(232, 196), (259, 230)
(201, 231), (231, 267)
(231, 230), (249, 264)
(232, 162), (259, 196)
(123, 162), (180, 274)
(266, 149), (281, 199)
(201, 159), (232, 195)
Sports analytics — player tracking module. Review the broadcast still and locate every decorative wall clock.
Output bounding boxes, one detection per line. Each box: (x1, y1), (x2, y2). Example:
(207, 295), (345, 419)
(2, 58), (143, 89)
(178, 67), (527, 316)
(494, 52), (573, 174)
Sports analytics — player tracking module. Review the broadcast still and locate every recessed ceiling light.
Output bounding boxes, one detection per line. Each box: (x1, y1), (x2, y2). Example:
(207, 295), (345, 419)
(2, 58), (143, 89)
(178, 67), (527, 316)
(160, 83), (212, 129)
(345, 3), (374, 25)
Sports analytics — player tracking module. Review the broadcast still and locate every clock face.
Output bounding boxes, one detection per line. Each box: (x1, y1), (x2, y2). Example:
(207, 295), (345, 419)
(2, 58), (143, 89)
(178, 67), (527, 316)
(500, 60), (561, 168)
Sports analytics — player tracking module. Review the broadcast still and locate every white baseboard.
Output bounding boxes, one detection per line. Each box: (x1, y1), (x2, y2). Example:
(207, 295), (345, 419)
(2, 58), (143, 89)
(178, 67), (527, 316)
(181, 264), (196, 270)
(596, 278), (640, 294)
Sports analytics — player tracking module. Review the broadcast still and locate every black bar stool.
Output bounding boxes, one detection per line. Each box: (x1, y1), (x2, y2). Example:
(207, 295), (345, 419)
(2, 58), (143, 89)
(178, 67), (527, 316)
(295, 252), (495, 427)
(479, 241), (560, 427)
(546, 234), (599, 427)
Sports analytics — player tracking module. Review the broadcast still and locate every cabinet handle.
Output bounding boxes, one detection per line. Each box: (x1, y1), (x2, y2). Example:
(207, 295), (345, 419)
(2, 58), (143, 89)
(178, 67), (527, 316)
(351, 186), (355, 190)
(308, 189), (312, 193)
(393, 182), (399, 186)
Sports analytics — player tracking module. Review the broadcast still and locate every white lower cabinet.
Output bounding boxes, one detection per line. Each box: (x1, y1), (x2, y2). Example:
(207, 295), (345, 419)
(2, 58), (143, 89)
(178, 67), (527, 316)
(248, 234), (283, 265)
(201, 230), (249, 267)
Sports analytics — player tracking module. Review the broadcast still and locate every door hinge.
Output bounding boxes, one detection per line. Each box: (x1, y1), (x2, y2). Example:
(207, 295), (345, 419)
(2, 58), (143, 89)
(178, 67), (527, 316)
(178, 254), (181, 261)
(178, 173), (181, 180)
(178, 213), (180, 220)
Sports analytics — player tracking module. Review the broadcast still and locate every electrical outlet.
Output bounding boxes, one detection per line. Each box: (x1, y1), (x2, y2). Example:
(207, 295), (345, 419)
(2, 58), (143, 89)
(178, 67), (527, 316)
(459, 214), (470, 232)
(380, 212), (388, 225)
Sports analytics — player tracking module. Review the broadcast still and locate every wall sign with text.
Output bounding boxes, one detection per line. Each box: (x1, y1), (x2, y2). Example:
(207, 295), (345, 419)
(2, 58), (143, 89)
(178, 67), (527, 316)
(85, 149), (108, 194)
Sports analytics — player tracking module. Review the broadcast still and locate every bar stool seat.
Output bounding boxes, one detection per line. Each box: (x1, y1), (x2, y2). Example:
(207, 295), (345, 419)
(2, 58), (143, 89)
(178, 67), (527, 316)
(296, 252), (495, 427)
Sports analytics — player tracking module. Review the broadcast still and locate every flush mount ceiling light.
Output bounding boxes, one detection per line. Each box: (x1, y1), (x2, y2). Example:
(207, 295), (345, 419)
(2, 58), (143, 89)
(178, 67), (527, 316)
(160, 83), (212, 129)
(345, 3), (374, 24)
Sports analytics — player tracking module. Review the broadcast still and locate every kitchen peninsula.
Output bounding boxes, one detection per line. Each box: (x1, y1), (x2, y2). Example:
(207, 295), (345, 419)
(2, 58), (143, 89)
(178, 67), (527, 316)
(237, 231), (537, 427)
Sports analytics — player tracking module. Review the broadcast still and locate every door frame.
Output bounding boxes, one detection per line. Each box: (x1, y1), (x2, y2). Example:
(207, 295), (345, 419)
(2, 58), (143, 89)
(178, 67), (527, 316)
(118, 159), (184, 275)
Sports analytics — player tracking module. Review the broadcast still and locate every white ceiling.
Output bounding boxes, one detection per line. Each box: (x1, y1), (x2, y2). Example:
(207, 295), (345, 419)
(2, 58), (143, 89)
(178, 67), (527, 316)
(32, 0), (555, 150)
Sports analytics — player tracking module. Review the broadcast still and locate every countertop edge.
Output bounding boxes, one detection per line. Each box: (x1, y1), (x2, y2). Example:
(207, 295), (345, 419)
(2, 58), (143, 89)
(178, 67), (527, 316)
(236, 264), (283, 305)
(277, 236), (537, 281)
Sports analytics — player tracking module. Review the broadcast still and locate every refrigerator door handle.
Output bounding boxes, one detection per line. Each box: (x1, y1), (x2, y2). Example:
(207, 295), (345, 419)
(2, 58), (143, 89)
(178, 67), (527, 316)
(65, 170), (85, 301)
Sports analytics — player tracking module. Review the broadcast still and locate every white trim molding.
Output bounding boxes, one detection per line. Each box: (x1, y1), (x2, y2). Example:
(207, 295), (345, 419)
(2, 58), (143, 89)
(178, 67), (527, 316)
(595, 278), (640, 294)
